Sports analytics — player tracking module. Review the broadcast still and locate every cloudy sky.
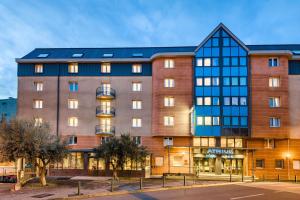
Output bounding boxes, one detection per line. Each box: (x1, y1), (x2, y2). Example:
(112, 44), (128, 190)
(0, 0), (300, 99)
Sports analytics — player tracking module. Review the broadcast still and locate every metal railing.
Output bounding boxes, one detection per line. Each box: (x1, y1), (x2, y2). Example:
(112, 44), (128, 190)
(95, 125), (115, 135)
(96, 87), (116, 98)
(96, 106), (115, 117)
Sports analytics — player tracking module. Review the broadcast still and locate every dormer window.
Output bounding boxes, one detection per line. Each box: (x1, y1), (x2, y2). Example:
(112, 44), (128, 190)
(103, 53), (113, 57)
(72, 53), (83, 58)
(132, 53), (143, 57)
(37, 53), (49, 58)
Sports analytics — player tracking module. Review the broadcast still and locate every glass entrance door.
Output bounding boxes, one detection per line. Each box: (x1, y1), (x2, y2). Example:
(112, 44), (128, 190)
(222, 159), (243, 175)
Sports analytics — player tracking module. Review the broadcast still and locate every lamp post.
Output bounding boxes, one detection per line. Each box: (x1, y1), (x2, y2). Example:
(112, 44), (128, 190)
(286, 152), (291, 181)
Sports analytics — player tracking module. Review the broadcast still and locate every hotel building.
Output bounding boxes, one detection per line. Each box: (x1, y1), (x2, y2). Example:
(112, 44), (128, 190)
(16, 23), (300, 179)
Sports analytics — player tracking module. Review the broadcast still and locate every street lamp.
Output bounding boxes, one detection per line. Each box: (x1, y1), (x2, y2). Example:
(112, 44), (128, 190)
(285, 152), (291, 180)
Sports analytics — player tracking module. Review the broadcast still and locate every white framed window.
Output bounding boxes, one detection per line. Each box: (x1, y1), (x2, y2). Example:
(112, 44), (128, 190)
(68, 63), (78, 73)
(212, 77), (219, 86)
(164, 116), (174, 126)
(270, 117), (280, 128)
(196, 117), (203, 125)
(68, 136), (77, 145)
(232, 97), (239, 106)
(34, 82), (43, 91)
(164, 59), (174, 68)
(212, 117), (220, 125)
(34, 118), (43, 126)
(132, 100), (142, 109)
(204, 77), (211, 86)
(132, 82), (142, 91)
(68, 117), (78, 127)
(35, 64), (43, 73)
(196, 58), (203, 67)
(204, 116), (212, 125)
(196, 78), (203, 86)
(132, 118), (142, 127)
(101, 63), (111, 73)
(164, 78), (175, 88)
(173, 156), (183, 167)
(164, 96), (174, 107)
(293, 160), (300, 170)
(33, 100), (43, 109)
(269, 77), (280, 87)
(269, 97), (280, 108)
(163, 137), (173, 146)
(133, 136), (141, 145)
(204, 97), (211, 105)
(68, 99), (79, 109)
(196, 97), (203, 105)
(269, 57), (279, 67)
(264, 139), (275, 149)
(204, 58), (211, 66)
(132, 64), (142, 73)
(69, 81), (78, 92)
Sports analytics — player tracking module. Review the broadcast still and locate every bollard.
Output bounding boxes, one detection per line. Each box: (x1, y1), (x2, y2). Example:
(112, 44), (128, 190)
(77, 181), (81, 196)
(295, 175), (297, 183)
(230, 172), (232, 182)
(193, 175), (196, 185)
(252, 175), (255, 182)
(184, 176), (186, 186)
(242, 173), (244, 182)
(263, 174), (265, 182)
(163, 175), (165, 187)
(111, 178), (114, 192)
(140, 177), (143, 190)
(278, 174), (280, 182)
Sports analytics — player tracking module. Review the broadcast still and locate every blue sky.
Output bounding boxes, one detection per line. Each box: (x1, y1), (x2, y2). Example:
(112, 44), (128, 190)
(0, 0), (300, 99)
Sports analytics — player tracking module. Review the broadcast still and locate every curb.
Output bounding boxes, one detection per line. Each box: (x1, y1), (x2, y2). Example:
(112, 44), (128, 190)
(54, 182), (244, 200)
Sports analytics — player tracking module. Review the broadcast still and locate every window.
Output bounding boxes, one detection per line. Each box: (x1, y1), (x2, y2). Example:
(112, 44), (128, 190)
(213, 97), (219, 105)
(132, 64), (142, 73)
(72, 53), (83, 58)
(164, 59), (174, 68)
(256, 159), (265, 168)
(173, 156), (183, 167)
(132, 100), (142, 109)
(240, 97), (247, 106)
(269, 97), (280, 108)
(212, 77), (219, 86)
(204, 58), (211, 66)
(196, 78), (203, 86)
(204, 97), (211, 105)
(223, 77), (230, 86)
(201, 138), (209, 146)
(103, 53), (113, 57)
(132, 118), (142, 127)
(33, 100), (43, 109)
(35, 64), (43, 73)
(133, 136), (141, 145)
(164, 97), (174, 107)
(101, 63), (111, 73)
(204, 77), (211, 86)
(164, 79), (175, 88)
(132, 82), (142, 91)
(163, 137), (173, 146)
(269, 77), (280, 87)
(34, 82), (43, 91)
(34, 118), (43, 126)
(275, 159), (284, 169)
(235, 139), (243, 148)
(196, 117), (203, 125)
(232, 97), (239, 105)
(212, 117), (220, 125)
(227, 139), (235, 147)
(196, 58), (203, 66)
(264, 139), (275, 149)
(269, 58), (279, 67)
(204, 117), (211, 125)
(164, 116), (174, 126)
(240, 77), (247, 86)
(293, 160), (300, 170)
(196, 97), (203, 106)
(68, 117), (78, 127)
(68, 99), (78, 109)
(68, 63), (78, 73)
(37, 53), (48, 58)
(270, 117), (280, 127)
(231, 77), (238, 86)
(224, 97), (230, 106)
(132, 53), (143, 57)
(101, 137), (110, 144)
(69, 81), (78, 92)
(68, 136), (77, 145)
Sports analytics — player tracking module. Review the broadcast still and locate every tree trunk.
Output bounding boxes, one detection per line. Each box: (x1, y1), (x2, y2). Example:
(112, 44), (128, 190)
(39, 167), (47, 186)
(112, 169), (118, 181)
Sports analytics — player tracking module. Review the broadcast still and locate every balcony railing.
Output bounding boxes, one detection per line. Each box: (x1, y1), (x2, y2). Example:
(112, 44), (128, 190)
(96, 87), (116, 99)
(96, 106), (115, 117)
(95, 125), (115, 135)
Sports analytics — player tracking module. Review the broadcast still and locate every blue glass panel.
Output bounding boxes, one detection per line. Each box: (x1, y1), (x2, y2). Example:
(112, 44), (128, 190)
(213, 30), (220, 37)
(223, 77), (230, 86)
(231, 39), (238, 46)
(212, 127), (221, 135)
(212, 48), (219, 56)
(240, 87), (248, 96)
(223, 107), (231, 116)
(239, 47), (247, 56)
(223, 87), (231, 96)
(195, 67), (203, 76)
(231, 87), (239, 96)
(224, 117), (231, 125)
(232, 107), (239, 116)
(204, 39), (211, 47)
(231, 47), (239, 56)
(240, 57), (247, 66)
(212, 87), (220, 96)
(224, 97), (230, 105)
(232, 57), (238, 66)
(204, 87), (212, 96)
(223, 38), (230, 46)
(240, 77), (247, 85)
(239, 67), (247, 76)
(232, 117), (239, 125)
(197, 107), (211, 115)
(223, 67), (230, 76)
(203, 68), (211, 76)
(195, 87), (204, 96)
(213, 97), (220, 105)
(231, 67), (239, 76)
(212, 106), (220, 115)
(222, 30), (229, 37)
(222, 47), (230, 56)
(212, 58), (219, 66)
(240, 117), (248, 126)
(196, 48), (204, 57)
(212, 38), (219, 46)
(204, 48), (211, 56)
(223, 58), (230, 66)
(212, 67), (219, 76)
(231, 77), (238, 86)
(240, 107), (248, 116)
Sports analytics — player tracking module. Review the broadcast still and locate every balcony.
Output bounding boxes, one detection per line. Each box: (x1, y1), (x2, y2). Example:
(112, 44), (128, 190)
(96, 106), (115, 118)
(95, 125), (115, 136)
(96, 87), (116, 99)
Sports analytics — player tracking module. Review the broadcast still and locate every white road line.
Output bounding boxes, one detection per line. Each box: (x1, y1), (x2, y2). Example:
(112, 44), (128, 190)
(230, 193), (264, 200)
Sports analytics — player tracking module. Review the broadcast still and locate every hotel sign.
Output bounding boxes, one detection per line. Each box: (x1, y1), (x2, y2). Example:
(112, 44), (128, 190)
(207, 148), (234, 155)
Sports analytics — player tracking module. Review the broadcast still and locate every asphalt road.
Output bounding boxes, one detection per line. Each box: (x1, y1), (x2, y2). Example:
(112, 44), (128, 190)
(89, 182), (300, 200)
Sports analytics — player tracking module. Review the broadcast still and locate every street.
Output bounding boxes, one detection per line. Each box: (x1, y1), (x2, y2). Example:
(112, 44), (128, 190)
(89, 182), (300, 200)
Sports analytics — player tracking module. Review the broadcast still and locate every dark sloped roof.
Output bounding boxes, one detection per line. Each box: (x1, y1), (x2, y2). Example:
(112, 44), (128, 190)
(21, 46), (197, 59)
(246, 44), (300, 51)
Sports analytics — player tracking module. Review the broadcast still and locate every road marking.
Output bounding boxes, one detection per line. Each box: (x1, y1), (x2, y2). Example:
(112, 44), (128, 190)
(230, 193), (264, 200)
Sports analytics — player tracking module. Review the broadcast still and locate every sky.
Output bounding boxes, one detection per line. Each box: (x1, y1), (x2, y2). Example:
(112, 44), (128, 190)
(0, 0), (300, 99)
